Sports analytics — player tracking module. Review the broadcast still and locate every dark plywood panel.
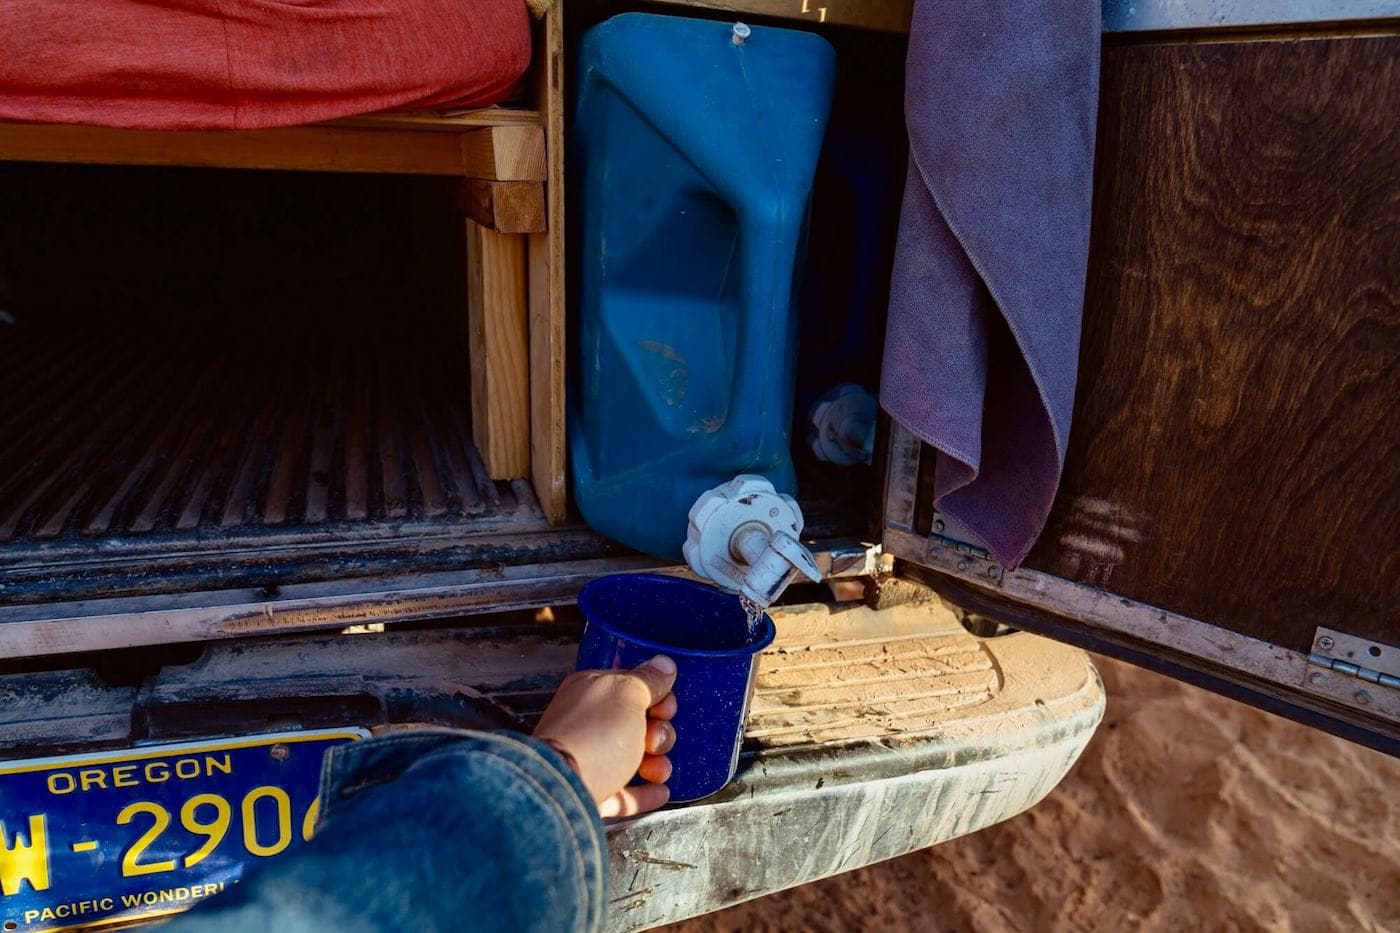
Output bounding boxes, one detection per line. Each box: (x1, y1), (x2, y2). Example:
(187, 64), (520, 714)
(1024, 36), (1399, 653)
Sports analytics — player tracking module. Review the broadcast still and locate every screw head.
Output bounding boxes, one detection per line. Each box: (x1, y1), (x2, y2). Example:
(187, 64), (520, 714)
(956, 560), (969, 571)
(934, 519), (945, 534)
(731, 22), (751, 44)
(270, 744), (290, 761)
(1308, 671), (1327, 686)
(1317, 635), (1335, 650)
(1354, 690), (1372, 706)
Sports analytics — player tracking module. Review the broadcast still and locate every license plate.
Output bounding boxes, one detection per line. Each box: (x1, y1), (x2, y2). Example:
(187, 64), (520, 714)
(0, 728), (366, 932)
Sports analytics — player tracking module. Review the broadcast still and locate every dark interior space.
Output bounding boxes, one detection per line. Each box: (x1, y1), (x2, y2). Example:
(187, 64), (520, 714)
(0, 164), (536, 561)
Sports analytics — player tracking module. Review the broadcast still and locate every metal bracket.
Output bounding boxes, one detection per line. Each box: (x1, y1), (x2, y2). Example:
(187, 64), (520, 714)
(1300, 627), (1400, 721)
(929, 511), (991, 561)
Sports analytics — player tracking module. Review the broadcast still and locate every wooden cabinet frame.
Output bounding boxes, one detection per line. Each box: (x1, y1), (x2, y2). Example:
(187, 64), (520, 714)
(0, 3), (568, 523)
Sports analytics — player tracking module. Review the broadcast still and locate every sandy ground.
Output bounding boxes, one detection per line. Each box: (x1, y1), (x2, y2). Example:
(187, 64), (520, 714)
(667, 654), (1399, 932)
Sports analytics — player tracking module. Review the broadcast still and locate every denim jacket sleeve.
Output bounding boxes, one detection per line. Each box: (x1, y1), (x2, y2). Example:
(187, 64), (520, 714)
(164, 729), (607, 933)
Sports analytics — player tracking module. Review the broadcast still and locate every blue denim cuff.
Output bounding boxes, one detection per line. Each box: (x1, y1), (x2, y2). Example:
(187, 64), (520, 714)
(316, 728), (606, 930)
(318, 728), (593, 822)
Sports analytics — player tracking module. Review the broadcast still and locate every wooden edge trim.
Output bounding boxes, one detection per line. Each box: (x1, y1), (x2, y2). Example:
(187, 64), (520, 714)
(0, 122), (547, 178)
(332, 108), (543, 131)
(460, 125), (547, 181)
(882, 525), (1306, 688)
(466, 221), (532, 480)
(529, 0), (568, 524)
(456, 180), (547, 233)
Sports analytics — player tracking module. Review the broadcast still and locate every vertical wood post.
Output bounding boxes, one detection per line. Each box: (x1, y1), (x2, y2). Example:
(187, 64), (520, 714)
(528, 1), (568, 523)
(466, 220), (531, 479)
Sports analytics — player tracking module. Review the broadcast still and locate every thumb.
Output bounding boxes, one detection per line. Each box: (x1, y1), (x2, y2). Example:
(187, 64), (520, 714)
(628, 655), (677, 707)
(600, 783), (671, 818)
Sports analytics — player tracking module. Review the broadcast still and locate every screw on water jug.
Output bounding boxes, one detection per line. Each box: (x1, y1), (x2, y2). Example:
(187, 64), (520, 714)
(808, 383), (878, 466)
(570, 15), (836, 561)
(683, 475), (821, 608)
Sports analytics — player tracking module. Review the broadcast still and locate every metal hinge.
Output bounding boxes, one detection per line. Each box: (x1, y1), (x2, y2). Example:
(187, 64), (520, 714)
(1300, 627), (1400, 721)
(929, 511), (991, 561)
(1307, 655), (1400, 689)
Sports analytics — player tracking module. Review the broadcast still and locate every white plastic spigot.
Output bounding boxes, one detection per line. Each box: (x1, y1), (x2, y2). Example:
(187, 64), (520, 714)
(683, 475), (821, 608)
(808, 384), (877, 466)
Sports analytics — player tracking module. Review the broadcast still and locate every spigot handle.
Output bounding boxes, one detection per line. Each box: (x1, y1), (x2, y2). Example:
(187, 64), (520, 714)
(769, 532), (821, 584)
(684, 475), (820, 607)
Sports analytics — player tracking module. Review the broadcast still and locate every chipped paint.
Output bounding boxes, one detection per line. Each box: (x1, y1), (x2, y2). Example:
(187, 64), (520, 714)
(624, 849), (697, 871)
(637, 340), (688, 407)
(687, 416), (727, 434)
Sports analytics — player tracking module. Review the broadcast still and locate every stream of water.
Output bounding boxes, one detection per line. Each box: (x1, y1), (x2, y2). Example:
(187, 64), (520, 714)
(739, 594), (765, 640)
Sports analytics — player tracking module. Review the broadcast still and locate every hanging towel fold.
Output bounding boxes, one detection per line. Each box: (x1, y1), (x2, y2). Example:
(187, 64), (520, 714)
(880, 0), (1100, 569)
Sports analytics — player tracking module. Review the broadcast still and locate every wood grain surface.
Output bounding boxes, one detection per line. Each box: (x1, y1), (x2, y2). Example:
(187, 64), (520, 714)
(0, 122), (541, 178)
(528, 3), (569, 524)
(1023, 37), (1399, 653)
(455, 180), (546, 233)
(641, 0), (912, 32)
(459, 125), (546, 181)
(333, 107), (541, 130)
(467, 220), (532, 479)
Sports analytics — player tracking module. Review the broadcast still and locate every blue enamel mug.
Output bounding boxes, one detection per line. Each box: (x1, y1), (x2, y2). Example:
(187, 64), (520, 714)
(575, 574), (775, 802)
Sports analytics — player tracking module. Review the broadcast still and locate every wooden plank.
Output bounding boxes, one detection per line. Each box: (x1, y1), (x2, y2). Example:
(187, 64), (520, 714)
(643, 1), (1399, 36)
(0, 123), (462, 174)
(333, 108), (542, 131)
(1020, 37), (1399, 653)
(459, 125), (546, 181)
(529, 2), (569, 524)
(643, 0), (913, 32)
(455, 179), (546, 233)
(0, 122), (542, 177)
(467, 220), (531, 480)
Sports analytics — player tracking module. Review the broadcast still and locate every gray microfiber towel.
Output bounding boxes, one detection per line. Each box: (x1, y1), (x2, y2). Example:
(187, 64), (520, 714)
(880, 0), (1100, 569)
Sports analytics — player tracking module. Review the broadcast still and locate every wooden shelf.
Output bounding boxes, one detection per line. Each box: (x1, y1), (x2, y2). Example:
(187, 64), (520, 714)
(0, 119), (544, 178)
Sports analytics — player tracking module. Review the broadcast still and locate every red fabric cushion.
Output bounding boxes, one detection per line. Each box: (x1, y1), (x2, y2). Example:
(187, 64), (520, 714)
(0, 0), (531, 130)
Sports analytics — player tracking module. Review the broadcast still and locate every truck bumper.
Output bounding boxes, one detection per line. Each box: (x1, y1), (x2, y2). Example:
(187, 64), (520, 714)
(0, 597), (1102, 929)
(604, 602), (1104, 928)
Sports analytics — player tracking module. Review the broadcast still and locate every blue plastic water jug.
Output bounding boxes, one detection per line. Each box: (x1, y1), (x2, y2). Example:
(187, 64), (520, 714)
(570, 13), (836, 559)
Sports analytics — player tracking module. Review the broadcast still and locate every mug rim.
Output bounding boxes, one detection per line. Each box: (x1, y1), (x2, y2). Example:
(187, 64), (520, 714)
(578, 573), (777, 659)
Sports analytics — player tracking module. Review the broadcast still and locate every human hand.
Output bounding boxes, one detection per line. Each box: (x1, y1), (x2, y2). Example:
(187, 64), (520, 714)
(532, 655), (678, 818)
